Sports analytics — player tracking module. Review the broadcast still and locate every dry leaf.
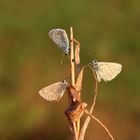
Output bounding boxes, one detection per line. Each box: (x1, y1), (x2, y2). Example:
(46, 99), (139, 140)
(75, 67), (84, 92)
(65, 101), (87, 122)
(69, 86), (81, 102)
(75, 44), (80, 65)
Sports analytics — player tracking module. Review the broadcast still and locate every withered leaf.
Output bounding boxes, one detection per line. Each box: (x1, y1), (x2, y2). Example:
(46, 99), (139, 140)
(75, 67), (84, 92)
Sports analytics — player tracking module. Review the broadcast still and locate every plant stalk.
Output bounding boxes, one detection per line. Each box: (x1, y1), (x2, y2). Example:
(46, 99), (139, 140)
(70, 27), (78, 140)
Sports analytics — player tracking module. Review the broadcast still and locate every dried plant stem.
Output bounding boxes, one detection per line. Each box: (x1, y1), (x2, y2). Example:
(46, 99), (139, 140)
(70, 27), (75, 86)
(74, 39), (81, 138)
(77, 120), (80, 139)
(90, 70), (98, 110)
(70, 27), (78, 140)
(79, 68), (115, 140)
(79, 68), (98, 140)
(85, 110), (115, 140)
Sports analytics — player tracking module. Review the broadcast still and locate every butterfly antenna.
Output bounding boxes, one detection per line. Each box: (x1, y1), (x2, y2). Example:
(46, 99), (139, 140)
(61, 53), (65, 64)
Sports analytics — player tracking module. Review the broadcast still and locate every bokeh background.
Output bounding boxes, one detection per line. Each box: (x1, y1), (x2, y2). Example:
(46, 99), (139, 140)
(0, 0), (140, 140)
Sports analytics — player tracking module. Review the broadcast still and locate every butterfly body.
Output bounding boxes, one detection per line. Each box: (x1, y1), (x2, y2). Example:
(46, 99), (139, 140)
(92, 61), (122, 82)
(39, 80), (68, 101)
(49, 29), (69, 55)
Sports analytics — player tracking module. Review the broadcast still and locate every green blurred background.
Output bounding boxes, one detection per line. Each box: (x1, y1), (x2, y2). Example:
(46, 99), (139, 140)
(0, 0), (140, 140)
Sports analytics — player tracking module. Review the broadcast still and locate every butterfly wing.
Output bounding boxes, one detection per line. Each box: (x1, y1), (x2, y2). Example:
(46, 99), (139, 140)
(49, 29), (69, 54)
(97, 62), (122, 82)
(39, 81), (67, 101)
(95, 70), (102, 82)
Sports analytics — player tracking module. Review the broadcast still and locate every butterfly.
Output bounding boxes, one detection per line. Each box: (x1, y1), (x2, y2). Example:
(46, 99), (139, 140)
(49, 28), (69, 55)
(39, 80), (69, 101)
(91, 60), (122, 82)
